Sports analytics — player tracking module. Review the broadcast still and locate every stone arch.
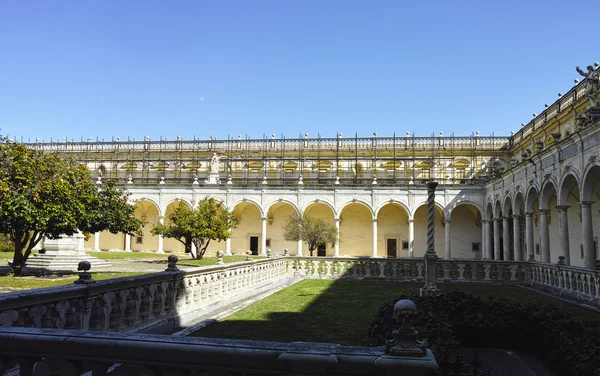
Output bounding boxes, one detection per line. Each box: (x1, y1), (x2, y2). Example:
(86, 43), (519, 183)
(540, 178), (558, 210)
(131, 196), (161, 215)
(446, 200), (484, 220)
(374, 199), (410, 218)
(303, 201), (337, 256)
(485, 202), (494, 220)
(131, 199), (161, 252)
(162, 200), (193, 252)
(229, 198), (264, 217)
(494, 200), (502, 219)
(164, 198), (193, 211)
(513, 191), (525, 215)
(503, 195), (513, 217)
(265, 201), (301, 255)
(376, 202), (410, 258)
(413, 202), (445, 257)
(582, 164), (600, 202)
(265, 199), (301, 216)
(339, 199), (374, 219)
(449, 203), (482, 259)
(302, 199), (337, 218)
(409, 201), (445, 218)
(525, 185), (539, 212)
(339, 202), (373, 257)
(230, 200), (263, 255)
(559, 172), (580, 206)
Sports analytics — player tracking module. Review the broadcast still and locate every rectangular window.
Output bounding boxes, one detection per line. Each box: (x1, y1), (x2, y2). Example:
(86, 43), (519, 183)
(402, 241), (409, 250)
(136, 235), (143, 244)
(472, 243), (480, 252)
(536, 244), (540, 255)
(266, 238), (271, 247)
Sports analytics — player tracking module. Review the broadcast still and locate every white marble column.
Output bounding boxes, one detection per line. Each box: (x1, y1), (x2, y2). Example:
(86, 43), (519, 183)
(371, 219), (378, 258)
(556, 205), (570, 265)
(493, 218), (501, 260)
(539, 209), (550, 263)
(93, 232), (100, 252)
(156, 216), (164, 254)
(124, 234), (131, 252)
(408, 218), (415, 258)
(334, 218), (340, 257)
(260, 217), (267, 256)
(481, 220), (487, 259)
(525, 212), (534, 261)
(512, 214), (521, 261)
(581, 201), (595, 269)
(444, 218), (451, 259)
(191, 242), (197, 258)
(502, 217), (511, 261)
(225, 237), (232, 256)
(296, 238), (303, 256)
(484, 220), (493, 260)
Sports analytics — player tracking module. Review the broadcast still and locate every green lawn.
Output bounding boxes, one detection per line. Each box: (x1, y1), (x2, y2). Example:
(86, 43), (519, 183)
(85, 251), (164, 260)
(175, 255), (265, 267)
(195, 280), (600, 345)
(0, 272), (148, 291)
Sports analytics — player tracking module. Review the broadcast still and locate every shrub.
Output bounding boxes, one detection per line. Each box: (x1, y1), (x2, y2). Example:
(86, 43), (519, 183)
(367, 292), (600, 375)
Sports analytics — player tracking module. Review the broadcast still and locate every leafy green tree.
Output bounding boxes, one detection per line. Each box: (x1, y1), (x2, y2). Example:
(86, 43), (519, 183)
(282, 213), (338, 256)
(0, 138), (142, 275)
(152, 197), (239, 260)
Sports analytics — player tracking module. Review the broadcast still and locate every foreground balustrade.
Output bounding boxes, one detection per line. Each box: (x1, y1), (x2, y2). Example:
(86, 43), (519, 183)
(0, 298), (438, 376)
(0, 258), (293, 334)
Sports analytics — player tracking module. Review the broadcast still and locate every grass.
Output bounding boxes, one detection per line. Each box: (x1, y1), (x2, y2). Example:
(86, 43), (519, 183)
(86, 251), (164, 260)
(0, 272), (148, 291)
(174, 255), (265, 267)
(195, 280), (600, 345)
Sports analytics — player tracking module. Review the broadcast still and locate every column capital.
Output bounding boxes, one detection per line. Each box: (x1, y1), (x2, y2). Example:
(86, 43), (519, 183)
(335, 217), (340, 222)
(512, 214), (521, 219)
(407, 218), (415, 223)
(502, 216), (511, 221)
(555, 205), (570, 210)
(493, 217), (502, 221)
(580, 201), (596, 207)
(539, 209), (550, 214)
(372, 218), (378, 223)
(261, 217), (267, 221)
(525, 211), (535, 216)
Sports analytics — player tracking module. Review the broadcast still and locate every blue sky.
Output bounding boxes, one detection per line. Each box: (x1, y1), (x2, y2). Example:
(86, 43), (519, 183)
(1, 1), (597, 142)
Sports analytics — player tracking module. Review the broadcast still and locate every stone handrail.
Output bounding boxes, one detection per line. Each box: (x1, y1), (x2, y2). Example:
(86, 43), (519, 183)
(18, 134), (510, 153)
(0, 326), (438, 376)
(291, 257), (528, 283)
(0, 259), (293, 333)
(529, 262), (600, 306)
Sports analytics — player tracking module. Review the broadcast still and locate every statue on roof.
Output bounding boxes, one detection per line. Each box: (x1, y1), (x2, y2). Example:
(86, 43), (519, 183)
(210, 153), (220, 173)
(576, 65), (600, 108)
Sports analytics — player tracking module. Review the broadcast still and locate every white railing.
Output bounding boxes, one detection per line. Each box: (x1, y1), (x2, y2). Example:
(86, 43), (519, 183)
(291, 257), (528, 283)
(529, 262), (600, 305)
(0, 258), (293, 333)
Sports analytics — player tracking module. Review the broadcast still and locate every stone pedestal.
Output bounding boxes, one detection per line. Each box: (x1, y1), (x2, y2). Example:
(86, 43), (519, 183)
(26, 235), (111, 271)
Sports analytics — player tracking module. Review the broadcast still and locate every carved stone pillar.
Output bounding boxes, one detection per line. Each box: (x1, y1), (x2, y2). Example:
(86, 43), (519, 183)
(484, 220), (493, 260)
(525, 212), (535, 261)
(124, 234), (131, 252)
(334, 218), (340, 257)
(157, 216), (165, 254)
(502, 217), (511, 261)
(539, 209), (550, 263)
(493, 218), (501, 260)
(556, 205), (570, 265)
(481, 220), (487, 260)
(93, 232), (100, 252)
(260, 217), (267, 256)
(581, 201), (595, 269)
(444, 218), (451, 259)
(372, 219), (378, 258)
(296, 238), (303, 257)
(225, 236), (232, 256)
(512, 214), (521, 261)
(408, 218), (415, 258)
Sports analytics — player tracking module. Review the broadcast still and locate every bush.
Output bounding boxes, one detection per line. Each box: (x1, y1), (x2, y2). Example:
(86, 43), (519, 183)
(0, 233), (13, 253)
(367, 292), (600, 375)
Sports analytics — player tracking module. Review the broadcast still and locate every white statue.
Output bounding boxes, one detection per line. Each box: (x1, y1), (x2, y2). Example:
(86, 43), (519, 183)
(576, 65), (600, 108)
(210, 153), (220, 173)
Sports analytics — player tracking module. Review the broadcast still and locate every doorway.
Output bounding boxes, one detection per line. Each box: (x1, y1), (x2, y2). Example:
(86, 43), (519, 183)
(250, 236), (259, 255)
(317, 243), (326, 257)
(387, 238), (397, 258)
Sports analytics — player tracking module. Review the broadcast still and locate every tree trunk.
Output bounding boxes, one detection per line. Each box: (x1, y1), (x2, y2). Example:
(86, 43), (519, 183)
(10, 231), (42, 276)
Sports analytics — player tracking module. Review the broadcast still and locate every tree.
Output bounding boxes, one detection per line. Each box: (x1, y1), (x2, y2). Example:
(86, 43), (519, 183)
(0, 138), (143, 275)
(282, 213), (338, 256)
(152, 197), (239, 260)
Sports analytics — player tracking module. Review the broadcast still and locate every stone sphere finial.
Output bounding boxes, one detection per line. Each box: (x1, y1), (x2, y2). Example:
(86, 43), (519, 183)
(78, 260), (91, 272)
(393, 299), (418, 327)
(165, 254), (179, 271)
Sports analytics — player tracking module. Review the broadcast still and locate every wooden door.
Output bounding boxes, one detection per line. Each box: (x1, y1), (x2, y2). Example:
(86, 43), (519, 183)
(387, 238), (397, 258)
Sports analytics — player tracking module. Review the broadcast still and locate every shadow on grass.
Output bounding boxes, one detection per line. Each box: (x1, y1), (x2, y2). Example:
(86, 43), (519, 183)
(195, 278), (600, 346)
